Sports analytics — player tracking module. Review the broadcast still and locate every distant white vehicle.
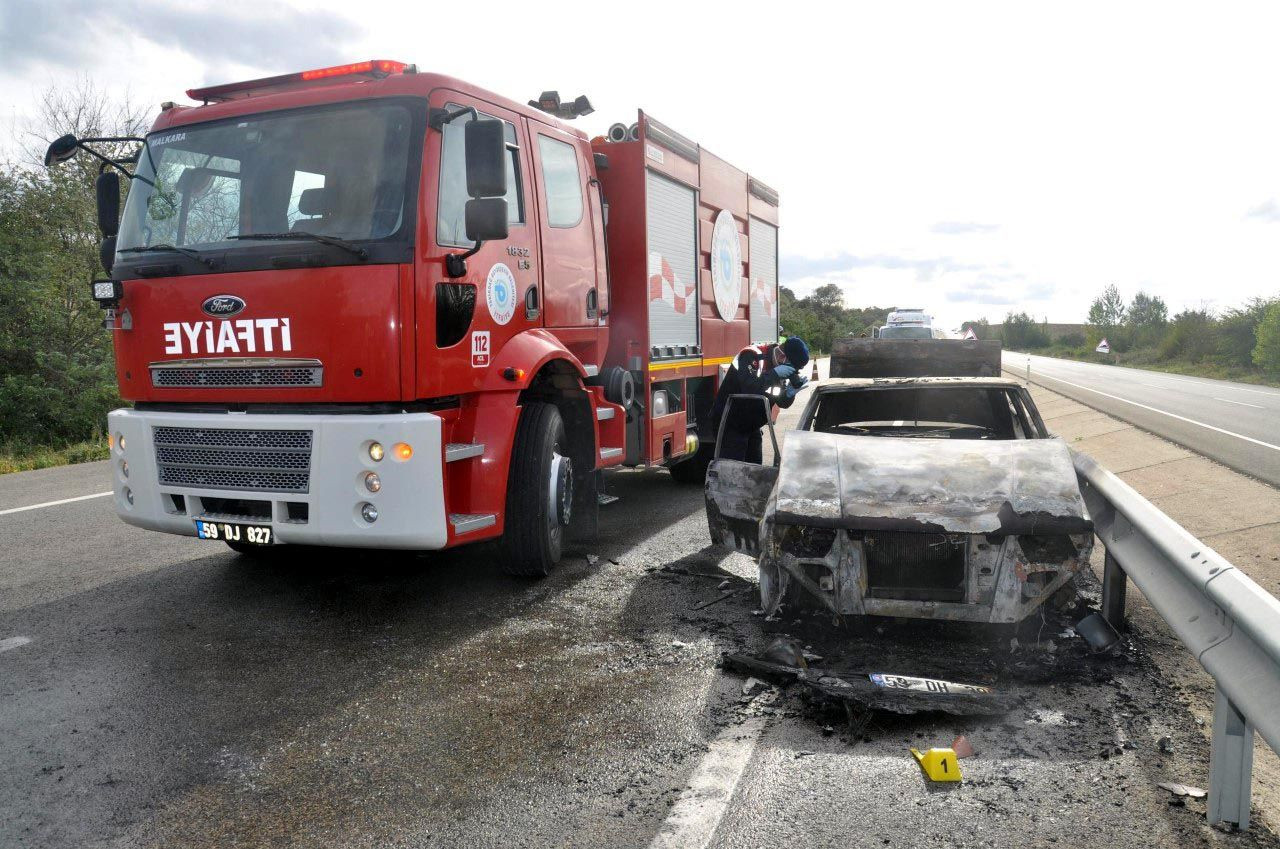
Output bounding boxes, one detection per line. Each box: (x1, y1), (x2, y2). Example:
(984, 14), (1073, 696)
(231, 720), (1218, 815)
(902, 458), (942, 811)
(877, 308), (940, 340)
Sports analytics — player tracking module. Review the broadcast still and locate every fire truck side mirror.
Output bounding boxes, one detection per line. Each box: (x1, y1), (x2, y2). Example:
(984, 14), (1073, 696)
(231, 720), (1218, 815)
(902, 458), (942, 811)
(464, 119), (507, 199)
(465, 197), (509, 242)
(96, 171), (121, 238)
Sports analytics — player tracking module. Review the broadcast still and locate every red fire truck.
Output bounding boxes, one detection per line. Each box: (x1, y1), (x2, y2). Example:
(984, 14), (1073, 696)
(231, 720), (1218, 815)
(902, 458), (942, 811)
(46, 60), (780, 576)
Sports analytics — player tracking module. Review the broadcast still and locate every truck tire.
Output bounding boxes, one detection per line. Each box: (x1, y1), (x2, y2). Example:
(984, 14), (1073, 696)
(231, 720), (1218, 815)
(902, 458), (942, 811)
(668, 444), (712, 485)
(502, 402), (572, 577)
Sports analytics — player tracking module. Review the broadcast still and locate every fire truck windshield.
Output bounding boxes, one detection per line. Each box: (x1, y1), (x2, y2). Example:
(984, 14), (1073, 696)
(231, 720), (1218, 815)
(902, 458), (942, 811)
(118, 101), (413, 259)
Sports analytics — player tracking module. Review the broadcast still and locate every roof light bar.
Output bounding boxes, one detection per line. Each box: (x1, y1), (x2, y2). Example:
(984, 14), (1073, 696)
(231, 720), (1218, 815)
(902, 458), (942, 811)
(187, 60), (408, 103)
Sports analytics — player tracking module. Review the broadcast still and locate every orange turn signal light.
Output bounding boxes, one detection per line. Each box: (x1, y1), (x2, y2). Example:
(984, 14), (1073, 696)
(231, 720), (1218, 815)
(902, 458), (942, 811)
(393, 442), (413, 461)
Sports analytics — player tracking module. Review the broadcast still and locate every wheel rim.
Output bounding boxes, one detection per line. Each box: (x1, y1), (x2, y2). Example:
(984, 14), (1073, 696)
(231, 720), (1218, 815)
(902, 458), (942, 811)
(547, 447), (573, 548)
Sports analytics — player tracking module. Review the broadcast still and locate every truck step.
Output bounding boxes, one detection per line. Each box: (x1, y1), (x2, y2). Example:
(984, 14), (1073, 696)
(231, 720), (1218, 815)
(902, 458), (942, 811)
(596, 406), (616, 420)
(599, 447), (623, 460)
(449, 513), (496, 534)
(597, 493), (620, 506)
(445, 443), (485, 462)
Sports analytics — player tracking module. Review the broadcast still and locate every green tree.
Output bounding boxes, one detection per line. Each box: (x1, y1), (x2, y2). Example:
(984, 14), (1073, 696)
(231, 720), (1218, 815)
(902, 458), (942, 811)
(1088, 284), (1126, 327)
(1126, 291), (1168, 328)
(1001, 312), (1050, 349)
(1253, 301), (1280, 374)
(0, 82), (147, 447)
(1218, 297), (1275, 368)
(1158, 308), (1216, 362)
(809, 283), (844, 311)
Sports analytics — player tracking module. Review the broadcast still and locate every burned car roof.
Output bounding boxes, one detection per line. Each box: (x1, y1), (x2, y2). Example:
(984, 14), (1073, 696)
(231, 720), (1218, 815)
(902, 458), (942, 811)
(773, 430), (1090, 536)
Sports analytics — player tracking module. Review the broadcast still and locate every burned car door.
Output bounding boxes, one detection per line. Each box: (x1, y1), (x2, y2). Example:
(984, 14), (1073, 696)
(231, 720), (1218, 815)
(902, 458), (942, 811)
(704, 395), (780, 555)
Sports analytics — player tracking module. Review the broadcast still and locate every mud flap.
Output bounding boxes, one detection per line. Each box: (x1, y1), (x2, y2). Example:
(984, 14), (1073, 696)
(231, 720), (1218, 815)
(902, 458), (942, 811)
(569, 468), (600, 542)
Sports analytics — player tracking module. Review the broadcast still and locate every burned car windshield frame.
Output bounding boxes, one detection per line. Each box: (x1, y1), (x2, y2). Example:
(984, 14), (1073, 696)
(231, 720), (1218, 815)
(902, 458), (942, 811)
(798, 383), (1049, 439)
(113, 97), (427, 279)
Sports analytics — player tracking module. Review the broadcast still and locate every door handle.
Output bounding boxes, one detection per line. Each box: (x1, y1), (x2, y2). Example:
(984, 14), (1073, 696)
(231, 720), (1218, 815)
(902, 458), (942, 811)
(586, 287), (598, 321)
(524, 285), (540, 320)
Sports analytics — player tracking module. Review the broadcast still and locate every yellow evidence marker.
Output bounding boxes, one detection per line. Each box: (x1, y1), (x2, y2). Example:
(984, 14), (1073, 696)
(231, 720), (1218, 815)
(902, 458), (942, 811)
(910, 747), (962, 782)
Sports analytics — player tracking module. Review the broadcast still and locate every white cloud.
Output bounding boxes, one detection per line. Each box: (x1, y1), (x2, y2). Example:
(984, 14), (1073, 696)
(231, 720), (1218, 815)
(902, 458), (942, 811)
(2, 0), (1278, 329)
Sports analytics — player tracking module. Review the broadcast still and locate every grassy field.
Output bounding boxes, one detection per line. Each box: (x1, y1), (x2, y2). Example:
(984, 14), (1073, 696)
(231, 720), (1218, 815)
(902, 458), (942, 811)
(0, 439), (110, 475)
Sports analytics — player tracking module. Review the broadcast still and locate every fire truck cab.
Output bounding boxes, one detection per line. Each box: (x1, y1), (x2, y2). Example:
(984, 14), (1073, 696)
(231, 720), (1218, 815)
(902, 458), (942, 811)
(49, 60), (780, 576)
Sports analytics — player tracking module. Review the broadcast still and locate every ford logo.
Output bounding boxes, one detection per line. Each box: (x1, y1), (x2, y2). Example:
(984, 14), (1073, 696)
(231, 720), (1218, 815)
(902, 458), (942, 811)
(202, 295), (245, 317)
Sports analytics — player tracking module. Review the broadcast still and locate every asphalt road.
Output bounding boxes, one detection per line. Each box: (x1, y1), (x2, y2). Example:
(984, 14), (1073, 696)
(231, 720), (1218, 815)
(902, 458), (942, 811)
(2, 380), (1275, 847)
(1004, 351), (1280, 486)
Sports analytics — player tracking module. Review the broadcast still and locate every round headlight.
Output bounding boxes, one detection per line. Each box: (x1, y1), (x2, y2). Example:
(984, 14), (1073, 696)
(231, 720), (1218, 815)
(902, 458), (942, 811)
(120, 460), (129, 478)
(368, 442), (384, 462)
(124, 487), (134, 505)
(360, 503), (379, 523)
(364, 472), (381, 493)
(118, 434), (127, 452)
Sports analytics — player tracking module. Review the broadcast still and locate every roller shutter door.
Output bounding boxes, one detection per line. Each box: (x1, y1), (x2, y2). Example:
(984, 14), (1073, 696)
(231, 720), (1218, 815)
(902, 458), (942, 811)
(748, 217), (778, 344)
(646, 171), (698, 349)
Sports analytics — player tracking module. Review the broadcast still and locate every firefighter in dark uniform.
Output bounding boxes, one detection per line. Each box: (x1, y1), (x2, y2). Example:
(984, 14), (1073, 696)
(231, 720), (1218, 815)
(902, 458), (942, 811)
(707, 336), (810, 464)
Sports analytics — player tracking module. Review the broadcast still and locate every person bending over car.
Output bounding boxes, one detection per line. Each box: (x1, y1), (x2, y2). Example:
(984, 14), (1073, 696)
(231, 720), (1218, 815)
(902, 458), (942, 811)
(706, 336), (810, 464)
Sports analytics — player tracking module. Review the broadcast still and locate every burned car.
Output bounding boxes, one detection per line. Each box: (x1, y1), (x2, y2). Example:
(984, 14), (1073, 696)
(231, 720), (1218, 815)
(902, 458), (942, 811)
(705, 377), (1093, 623)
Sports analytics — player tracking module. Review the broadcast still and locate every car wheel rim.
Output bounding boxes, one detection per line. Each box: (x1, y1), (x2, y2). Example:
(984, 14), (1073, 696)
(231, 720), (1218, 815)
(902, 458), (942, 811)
(548, 448), (573, 545)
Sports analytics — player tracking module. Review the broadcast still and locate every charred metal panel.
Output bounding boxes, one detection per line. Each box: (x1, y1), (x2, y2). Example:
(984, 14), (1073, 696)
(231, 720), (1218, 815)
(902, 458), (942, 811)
(831, 338), (1002, 378)
(773, 431), (1090, 536)
(705, 458), (777, 553)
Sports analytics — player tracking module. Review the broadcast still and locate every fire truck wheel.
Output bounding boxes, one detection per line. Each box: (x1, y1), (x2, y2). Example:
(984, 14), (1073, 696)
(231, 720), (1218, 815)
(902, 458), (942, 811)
(502, 402), (571, 577)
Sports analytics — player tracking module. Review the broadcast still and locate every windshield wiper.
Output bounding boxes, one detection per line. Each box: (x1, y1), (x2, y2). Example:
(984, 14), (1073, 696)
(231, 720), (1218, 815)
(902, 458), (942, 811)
(119, 244), (214, 268)
(228, 231), (368, 260)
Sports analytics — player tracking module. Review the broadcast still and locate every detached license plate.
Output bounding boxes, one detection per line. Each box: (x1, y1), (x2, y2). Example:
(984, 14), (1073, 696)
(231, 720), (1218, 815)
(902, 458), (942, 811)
(194, 520), (272, 546)
(869, 673), (992, 695)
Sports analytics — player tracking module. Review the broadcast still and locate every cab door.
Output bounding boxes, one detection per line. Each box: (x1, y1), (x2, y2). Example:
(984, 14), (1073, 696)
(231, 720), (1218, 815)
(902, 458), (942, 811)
(417, 92), (536, 399)
(530, 123), (601, 366)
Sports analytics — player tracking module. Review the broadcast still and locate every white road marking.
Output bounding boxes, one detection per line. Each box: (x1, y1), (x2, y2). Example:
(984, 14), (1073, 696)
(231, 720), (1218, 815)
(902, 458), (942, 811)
(648, 708), (771, 849)
(0, 636), (32, 653)
(1214, 397), (1263, 409)
(1030, 374), (1280, 453)
(0, 491), (112, 516)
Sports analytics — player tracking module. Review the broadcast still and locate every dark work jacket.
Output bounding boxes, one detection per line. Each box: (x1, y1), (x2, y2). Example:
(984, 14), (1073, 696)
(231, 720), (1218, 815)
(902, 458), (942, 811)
(705, 345), (798, 442)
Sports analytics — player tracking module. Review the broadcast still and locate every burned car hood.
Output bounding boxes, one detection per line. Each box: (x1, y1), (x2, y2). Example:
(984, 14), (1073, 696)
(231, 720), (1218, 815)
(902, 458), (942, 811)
(774, 431), (1090, 535)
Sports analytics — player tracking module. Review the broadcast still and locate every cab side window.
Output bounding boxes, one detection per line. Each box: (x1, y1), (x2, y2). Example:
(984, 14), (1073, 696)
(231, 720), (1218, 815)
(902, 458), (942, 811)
(537, 135), (583, 228)
(437, 106), (524, 247)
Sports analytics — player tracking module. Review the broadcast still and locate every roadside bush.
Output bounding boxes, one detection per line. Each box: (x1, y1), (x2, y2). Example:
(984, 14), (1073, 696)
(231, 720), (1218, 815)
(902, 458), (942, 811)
(1219, 298), (1274, 368)
(1058, 331), (1085, 348)
(1159, 309), (1216, 362)
(1254, 302), (1280, 375)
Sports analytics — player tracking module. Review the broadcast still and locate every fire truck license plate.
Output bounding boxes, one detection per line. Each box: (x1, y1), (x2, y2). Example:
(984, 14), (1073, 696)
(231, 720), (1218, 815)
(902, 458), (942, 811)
(194, 520), (272, 545)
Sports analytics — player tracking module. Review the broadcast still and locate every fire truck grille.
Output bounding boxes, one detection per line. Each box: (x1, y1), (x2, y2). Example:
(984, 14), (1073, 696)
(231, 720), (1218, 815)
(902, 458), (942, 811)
(153, 427), (313, 493)
(150, 365), (322, 388)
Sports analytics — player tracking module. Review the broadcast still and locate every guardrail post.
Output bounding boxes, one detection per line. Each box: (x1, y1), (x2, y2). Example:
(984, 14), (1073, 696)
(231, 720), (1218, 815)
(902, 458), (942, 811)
(1101, 549), (1127, 631)
(1208, 687), (1255, 829)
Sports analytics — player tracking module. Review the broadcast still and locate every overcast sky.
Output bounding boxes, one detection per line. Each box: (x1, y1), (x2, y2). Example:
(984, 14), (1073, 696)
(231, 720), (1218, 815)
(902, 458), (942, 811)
(2, 0), (1278, 328)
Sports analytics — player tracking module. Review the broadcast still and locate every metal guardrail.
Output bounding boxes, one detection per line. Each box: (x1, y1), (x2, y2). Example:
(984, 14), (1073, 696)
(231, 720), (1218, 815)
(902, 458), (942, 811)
(1073, 450), (1280, 830)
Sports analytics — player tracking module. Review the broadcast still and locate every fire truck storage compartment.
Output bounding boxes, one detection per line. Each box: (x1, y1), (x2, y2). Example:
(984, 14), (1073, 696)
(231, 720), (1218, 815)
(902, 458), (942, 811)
(748, 217), (779, 344)
(646, 170), (699, 355)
